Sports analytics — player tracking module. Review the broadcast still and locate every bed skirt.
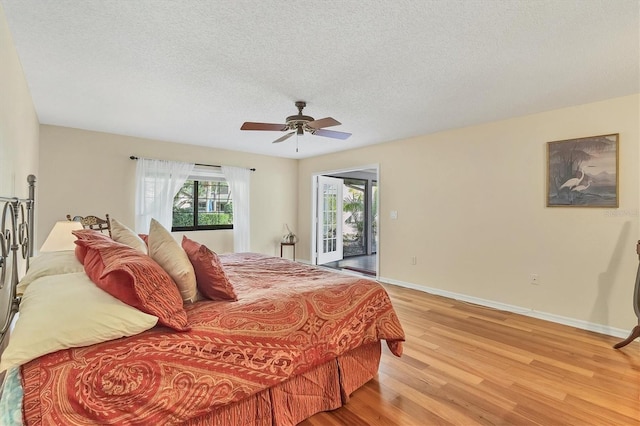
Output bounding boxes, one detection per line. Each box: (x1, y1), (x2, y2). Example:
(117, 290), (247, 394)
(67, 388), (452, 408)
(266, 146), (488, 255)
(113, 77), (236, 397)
(184, 341), (382, 426)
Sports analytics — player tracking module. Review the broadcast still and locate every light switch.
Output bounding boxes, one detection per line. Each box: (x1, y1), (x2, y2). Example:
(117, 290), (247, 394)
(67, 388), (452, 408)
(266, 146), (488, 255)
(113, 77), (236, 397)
(390, 210), (398, 220)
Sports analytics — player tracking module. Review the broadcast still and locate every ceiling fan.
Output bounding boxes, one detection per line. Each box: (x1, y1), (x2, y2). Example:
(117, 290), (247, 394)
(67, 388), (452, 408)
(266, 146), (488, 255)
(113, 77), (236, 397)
(240, 101), (351, 143)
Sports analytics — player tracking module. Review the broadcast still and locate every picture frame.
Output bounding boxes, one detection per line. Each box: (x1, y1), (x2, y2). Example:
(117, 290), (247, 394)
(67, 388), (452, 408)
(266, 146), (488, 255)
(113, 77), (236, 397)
(547, 133), (619, 207)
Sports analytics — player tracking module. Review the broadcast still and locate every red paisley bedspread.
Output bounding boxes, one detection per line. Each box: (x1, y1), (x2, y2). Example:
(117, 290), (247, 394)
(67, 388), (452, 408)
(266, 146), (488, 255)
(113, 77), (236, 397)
(21, 253), (404, 425)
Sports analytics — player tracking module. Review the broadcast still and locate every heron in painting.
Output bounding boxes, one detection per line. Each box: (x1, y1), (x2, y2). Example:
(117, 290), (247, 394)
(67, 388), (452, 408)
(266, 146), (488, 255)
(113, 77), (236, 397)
(572, 181), (592, 193)
(560, 168), (584, 190)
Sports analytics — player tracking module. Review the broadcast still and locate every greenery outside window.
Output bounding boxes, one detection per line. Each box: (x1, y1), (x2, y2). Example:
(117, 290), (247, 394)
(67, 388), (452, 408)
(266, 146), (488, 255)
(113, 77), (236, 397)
(343, 178), (367, 257)
(172, 177), (233, 231)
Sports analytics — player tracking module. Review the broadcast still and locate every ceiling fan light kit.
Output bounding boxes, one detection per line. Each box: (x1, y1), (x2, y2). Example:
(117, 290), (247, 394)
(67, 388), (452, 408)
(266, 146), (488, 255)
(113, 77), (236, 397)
(240, 101), (351, 144)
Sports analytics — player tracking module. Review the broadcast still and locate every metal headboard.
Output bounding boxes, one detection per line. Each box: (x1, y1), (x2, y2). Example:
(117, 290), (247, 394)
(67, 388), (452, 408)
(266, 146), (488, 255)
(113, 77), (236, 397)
(0, 175), (35, 342)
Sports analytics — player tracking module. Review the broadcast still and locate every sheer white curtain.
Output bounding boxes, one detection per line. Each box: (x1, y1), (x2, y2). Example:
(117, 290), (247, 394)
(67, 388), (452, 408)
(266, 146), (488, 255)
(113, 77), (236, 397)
(135, 159), (195, 233)
(221, 165), (251, 252)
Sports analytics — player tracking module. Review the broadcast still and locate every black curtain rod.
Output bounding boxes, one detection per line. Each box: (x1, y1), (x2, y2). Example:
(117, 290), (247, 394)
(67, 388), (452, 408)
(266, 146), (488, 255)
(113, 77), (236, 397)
(129, 156), (256, 171)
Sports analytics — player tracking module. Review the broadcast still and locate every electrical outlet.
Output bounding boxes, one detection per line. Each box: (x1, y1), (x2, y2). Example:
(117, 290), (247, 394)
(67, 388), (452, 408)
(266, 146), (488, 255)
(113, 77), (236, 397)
(530, 273), (539, 285)
(411, 256), (417, 265)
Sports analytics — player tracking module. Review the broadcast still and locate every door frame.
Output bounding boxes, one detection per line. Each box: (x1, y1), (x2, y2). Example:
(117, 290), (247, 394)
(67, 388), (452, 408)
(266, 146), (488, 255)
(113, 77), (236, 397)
(311, 163), (380, 277)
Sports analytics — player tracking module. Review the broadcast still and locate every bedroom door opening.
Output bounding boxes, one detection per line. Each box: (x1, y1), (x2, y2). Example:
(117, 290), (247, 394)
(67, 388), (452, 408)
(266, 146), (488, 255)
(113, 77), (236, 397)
(312, 166), (379, 277)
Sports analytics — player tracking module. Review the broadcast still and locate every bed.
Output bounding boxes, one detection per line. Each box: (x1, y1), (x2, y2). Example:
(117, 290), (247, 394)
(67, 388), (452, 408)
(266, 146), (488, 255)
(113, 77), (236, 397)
(0, 176), (405, 425)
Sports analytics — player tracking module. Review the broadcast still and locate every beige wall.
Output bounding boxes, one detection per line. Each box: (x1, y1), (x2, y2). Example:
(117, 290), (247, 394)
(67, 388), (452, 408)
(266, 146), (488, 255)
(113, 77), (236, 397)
(38, 125), (298, 255)
(299, 94), (640, 331)
(0, 3), (38, 197)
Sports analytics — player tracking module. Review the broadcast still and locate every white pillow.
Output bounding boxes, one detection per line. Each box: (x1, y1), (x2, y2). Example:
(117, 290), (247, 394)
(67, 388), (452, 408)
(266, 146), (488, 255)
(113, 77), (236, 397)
(148, 218), (197, 303)
(0, 272), (158, 372)
(17, 251), (84, 295)
(110, 218), (148, 254)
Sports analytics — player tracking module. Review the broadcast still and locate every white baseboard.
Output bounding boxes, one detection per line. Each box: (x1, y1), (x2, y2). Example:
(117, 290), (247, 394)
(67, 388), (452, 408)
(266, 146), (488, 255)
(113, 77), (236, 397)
(378, 276), (630, 339)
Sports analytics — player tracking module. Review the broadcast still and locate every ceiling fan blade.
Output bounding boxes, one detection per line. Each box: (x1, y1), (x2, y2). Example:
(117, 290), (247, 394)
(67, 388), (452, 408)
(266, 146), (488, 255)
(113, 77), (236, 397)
(312, 129), (352, 140)
(307, 117), (341, 129)
(273, 131), (295, 144)
(241, 122), (288, 131)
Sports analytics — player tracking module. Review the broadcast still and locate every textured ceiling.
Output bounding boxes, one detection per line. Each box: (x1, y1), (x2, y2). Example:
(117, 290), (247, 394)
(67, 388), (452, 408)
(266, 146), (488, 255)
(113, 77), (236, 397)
(2, 0), (639, 159)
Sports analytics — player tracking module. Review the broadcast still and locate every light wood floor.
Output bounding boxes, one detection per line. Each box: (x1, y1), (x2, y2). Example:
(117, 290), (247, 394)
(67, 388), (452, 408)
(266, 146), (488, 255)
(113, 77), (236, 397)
(301, 284), (640, 425)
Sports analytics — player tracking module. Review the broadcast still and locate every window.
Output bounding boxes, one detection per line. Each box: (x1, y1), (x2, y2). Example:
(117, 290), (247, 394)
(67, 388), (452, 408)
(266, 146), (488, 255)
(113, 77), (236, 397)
(172, 167), (233, 231)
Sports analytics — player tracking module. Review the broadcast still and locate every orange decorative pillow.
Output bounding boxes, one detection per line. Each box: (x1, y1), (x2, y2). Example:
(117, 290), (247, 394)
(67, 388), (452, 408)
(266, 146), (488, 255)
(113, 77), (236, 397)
(72, 229), (114, 264)
(76, 238), (190, 331)
(181, 236), (237, 301)
(72, 229), (114, 242)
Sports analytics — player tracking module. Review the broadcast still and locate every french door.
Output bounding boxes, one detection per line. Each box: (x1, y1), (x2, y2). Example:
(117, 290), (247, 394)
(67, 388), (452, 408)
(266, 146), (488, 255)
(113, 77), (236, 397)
(316, 176), (343, 264)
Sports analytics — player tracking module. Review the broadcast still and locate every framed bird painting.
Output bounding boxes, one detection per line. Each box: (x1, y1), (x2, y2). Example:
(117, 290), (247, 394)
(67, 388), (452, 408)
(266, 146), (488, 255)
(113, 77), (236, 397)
(546, 133), (619, 207)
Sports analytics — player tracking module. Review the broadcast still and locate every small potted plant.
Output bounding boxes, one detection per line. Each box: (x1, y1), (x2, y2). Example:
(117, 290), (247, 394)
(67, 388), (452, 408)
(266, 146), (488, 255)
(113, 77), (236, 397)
(282, 224), (297, 244)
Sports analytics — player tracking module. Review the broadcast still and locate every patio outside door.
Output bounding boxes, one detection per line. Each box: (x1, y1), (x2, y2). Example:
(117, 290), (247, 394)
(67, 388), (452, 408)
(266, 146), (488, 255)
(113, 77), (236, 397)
(316, 175), (343, 264)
